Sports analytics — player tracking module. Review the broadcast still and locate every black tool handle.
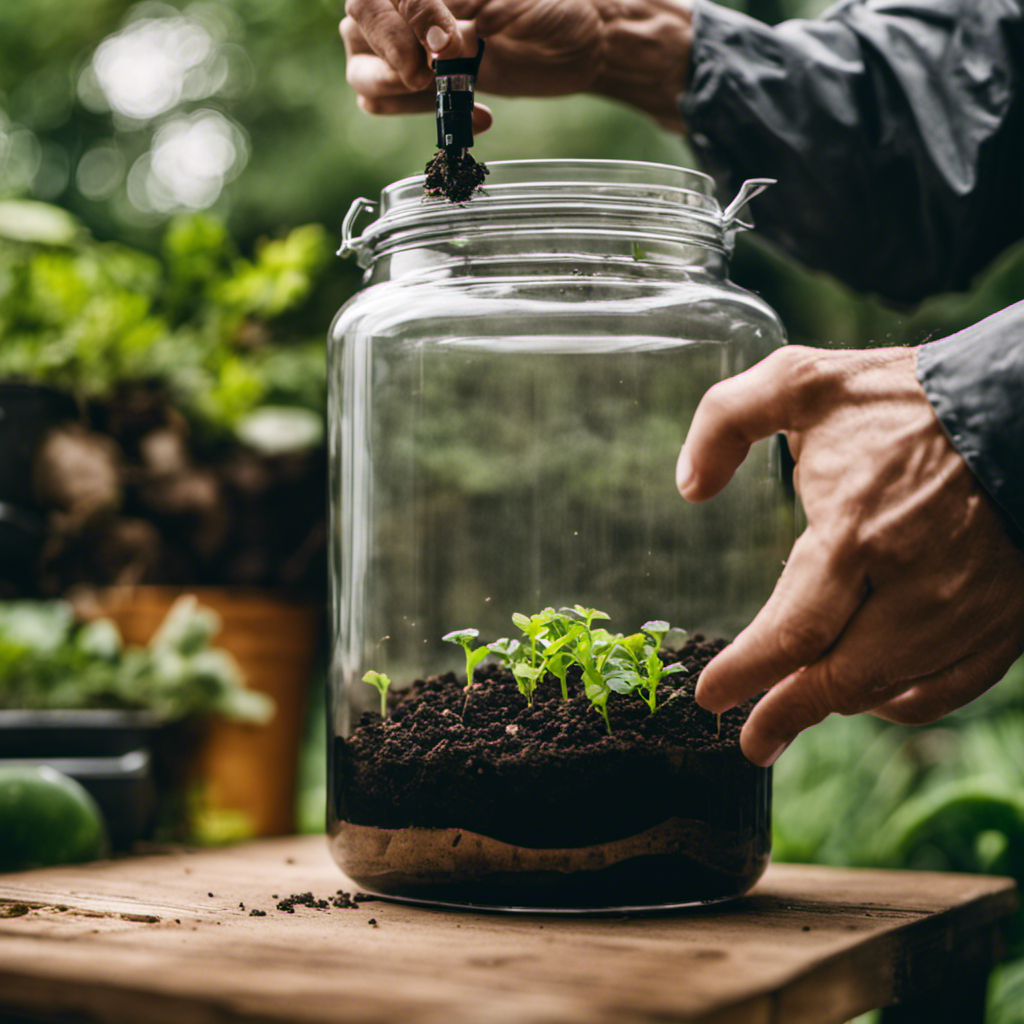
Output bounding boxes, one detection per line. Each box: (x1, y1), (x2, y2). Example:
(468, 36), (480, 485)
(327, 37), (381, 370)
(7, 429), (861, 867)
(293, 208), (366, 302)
(434, 40), (485, 150)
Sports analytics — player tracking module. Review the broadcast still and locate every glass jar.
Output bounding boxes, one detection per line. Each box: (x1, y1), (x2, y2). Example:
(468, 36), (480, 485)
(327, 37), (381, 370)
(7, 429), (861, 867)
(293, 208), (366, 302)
(328, 160), (793, 912)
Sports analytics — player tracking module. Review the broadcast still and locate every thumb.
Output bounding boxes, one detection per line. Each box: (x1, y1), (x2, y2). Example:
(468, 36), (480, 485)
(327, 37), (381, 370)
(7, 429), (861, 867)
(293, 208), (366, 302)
(677, 346), (807, 502)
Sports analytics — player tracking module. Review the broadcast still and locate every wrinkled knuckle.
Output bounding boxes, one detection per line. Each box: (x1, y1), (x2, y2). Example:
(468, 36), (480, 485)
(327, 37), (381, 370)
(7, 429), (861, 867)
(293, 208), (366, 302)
(396, 0), (437, 31)
(774, 346), (836, 414)
(787, 675), (833, 726)
(773, 617), (832, 666)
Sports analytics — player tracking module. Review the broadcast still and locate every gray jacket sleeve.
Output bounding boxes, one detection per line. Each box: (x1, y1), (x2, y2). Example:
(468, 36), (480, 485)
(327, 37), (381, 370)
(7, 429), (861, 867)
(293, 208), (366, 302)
(681, 0), (1024, 539)
(681, 0), (1024, 306)
(918, 303), (1024, 538)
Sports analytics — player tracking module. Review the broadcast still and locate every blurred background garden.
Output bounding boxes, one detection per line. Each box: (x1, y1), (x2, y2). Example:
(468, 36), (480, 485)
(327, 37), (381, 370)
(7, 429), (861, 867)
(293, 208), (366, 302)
(3, 0), (1024, 1020)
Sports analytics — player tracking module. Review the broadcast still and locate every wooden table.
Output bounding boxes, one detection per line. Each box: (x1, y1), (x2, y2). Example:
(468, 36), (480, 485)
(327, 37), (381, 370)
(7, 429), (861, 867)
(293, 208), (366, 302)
(0, 836), (1016, 1024)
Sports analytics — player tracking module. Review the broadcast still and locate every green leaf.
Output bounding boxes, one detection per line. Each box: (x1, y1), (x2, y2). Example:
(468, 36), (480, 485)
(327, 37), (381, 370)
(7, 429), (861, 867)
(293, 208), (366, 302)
(605, 669), (641, 695)
(442, 628), (480, 645)
(361, 670), (392, 717)
(487, 637), (521, 661)
(661, 662), (689, 676)
(512, 663), (544, 683)
(542, 627), (582, 656)
(511, 613), (531, 632)
(75, 619), (122, 661)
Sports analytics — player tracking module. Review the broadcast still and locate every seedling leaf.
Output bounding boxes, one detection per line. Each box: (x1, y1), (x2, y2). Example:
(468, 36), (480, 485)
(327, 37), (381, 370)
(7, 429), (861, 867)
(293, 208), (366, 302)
(362, 670), (392, 717)
(661, 662), (689, 676)
(442, 628), (479, 644)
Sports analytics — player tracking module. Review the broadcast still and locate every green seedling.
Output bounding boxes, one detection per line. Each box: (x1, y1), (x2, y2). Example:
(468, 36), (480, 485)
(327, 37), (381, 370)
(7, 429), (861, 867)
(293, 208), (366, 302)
(511, 662), (545, 705)
(442, 628), (488, 690)
(539, 622), (584, 701)
(511, 609), (557, 669)
(486, 637), (521, 662)
(362, 670), (392, 717)
(371, 608), (690, 734)
(509, 609), (558, 704)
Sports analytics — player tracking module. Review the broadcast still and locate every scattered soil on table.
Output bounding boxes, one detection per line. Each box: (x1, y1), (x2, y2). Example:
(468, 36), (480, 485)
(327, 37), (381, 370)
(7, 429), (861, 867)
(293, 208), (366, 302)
(332, 636), (772, 908)
(424, 149), (488, 202)
(244, 889), (379, 916)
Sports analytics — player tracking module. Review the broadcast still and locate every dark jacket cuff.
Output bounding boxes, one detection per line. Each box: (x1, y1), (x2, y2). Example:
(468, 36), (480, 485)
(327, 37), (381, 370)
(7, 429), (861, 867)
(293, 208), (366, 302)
(917, 302), (1024, 540)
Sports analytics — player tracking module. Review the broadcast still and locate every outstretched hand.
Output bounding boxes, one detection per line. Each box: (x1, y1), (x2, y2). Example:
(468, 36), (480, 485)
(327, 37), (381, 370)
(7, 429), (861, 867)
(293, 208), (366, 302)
(677, 346), (1024, 767)
(340, 0), (693, 132)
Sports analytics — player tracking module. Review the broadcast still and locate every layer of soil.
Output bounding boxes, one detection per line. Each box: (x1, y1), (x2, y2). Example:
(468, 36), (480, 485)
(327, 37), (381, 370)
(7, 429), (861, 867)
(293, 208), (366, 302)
(330, 636), (771, 908)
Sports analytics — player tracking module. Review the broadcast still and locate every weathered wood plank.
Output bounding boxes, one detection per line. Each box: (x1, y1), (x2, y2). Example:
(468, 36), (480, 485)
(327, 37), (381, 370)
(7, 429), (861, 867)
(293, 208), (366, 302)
(0, 837), (1015, 1024)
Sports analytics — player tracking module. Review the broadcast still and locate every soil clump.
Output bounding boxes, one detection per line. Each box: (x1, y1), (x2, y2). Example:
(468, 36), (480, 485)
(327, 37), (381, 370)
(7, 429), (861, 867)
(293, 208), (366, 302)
(424, 149), (488, 202)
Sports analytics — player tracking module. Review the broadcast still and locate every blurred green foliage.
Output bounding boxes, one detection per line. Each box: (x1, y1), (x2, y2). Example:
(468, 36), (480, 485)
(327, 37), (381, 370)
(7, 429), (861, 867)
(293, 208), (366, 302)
(0, 201), (329, 433)
(0, 595), (272, 721)
(774, 657), (1024, 1021)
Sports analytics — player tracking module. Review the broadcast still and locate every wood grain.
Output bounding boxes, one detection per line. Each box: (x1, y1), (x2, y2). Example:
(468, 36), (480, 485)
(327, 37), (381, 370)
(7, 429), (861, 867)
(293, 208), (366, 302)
(0, 836), (1015, 1024)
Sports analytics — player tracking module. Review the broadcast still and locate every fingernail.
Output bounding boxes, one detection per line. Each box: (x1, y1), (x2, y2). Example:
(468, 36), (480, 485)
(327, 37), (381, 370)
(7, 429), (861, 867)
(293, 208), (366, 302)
(426, 26), (449, 52)
(676, 451), (696, 498)
(763, 742), (789, 767)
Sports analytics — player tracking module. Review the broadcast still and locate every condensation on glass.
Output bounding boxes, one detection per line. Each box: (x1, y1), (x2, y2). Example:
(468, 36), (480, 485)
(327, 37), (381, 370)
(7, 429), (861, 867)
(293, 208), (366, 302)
(328, 161), (793, 912)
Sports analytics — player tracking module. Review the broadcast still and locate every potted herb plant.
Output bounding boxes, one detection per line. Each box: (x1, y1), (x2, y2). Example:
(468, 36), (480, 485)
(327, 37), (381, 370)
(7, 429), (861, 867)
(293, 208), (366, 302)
(0, 596), (273, 849)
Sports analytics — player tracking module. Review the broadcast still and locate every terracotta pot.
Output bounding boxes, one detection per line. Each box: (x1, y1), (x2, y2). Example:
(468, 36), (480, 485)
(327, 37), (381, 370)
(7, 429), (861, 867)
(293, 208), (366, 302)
(90, 586), (320, 839)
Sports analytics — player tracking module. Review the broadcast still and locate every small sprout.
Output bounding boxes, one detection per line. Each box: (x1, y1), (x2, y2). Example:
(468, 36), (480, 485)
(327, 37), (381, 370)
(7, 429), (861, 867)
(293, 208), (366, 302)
(443, 628), (488, 690)
(362, 670), (392, 717)
(511, 608), (557, 672)
(641, 621), (670, 648)
(543, 648), (576, 701)
(511, 662), (544, 705)
(486, 637), (521, 664)
(430, 607), (690, 732)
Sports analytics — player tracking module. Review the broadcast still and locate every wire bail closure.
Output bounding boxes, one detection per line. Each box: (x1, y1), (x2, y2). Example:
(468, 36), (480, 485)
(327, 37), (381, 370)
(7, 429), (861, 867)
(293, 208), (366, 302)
(722, 178), (776, 230)
(338, 196), (377, 263)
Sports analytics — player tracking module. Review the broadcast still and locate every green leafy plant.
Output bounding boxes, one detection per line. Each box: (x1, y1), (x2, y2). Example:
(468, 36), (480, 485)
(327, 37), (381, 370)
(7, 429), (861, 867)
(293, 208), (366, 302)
(442, 628), (488, 691)
(361, 670), (392, 717)
(0, 596), (272, 722)
(489, 607), (690, 730)
(0, 206), (329, 439)
(362, 607), (690, 733)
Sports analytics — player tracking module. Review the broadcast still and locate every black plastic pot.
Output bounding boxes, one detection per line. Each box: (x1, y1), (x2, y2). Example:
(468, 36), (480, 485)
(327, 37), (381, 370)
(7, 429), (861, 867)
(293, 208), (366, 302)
(0, 710), (163, 850)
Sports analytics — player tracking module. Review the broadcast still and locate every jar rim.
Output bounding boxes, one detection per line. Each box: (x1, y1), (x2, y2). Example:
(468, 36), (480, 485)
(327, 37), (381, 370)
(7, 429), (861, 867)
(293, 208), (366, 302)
(340, 160), (770, 267)
(380, 159), (718, 216)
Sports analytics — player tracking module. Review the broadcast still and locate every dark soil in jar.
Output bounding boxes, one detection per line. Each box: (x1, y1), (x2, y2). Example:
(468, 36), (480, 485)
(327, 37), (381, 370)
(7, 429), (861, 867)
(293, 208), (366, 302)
(331, 636), (771, 909)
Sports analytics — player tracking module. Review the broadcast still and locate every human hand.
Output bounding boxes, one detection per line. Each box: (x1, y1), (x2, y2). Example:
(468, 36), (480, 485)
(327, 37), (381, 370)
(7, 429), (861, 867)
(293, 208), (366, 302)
(677, 346), (1024, 767)
(340, 0), (693, 133)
